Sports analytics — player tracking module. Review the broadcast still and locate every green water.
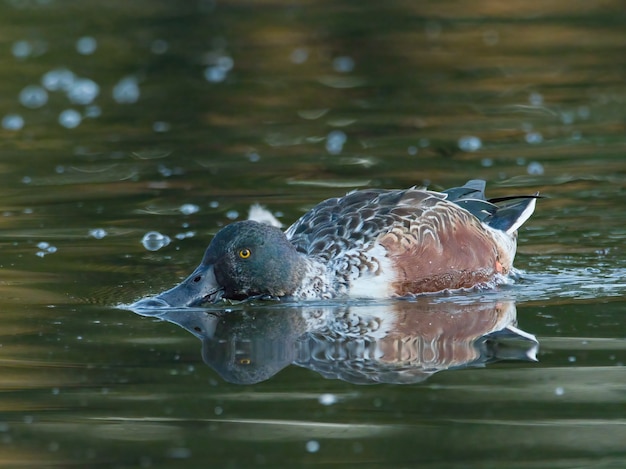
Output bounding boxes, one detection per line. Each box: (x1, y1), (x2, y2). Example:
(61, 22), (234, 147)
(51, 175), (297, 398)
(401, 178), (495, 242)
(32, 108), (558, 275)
(0, 1), (624, 467)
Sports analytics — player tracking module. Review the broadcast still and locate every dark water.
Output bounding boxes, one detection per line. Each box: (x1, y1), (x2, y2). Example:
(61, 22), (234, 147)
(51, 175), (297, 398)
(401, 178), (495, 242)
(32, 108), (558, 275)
(1, 1), (624, 467)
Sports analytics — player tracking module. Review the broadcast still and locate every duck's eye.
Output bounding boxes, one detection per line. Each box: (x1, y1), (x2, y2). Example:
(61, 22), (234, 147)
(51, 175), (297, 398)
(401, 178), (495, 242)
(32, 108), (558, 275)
(238, 248), (251, 259)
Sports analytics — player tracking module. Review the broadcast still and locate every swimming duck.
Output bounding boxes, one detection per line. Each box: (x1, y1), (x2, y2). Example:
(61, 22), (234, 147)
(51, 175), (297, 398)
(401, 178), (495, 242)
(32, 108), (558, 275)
(134, 180), (538, 307)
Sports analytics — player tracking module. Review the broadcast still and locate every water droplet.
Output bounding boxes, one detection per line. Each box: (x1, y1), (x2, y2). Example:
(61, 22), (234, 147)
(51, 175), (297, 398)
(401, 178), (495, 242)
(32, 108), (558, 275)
(529, 92), (543, 106)
(89, 228), (108, 239)
(560, 111), (575, 125)
(527, 161), (544, 175)
(290, 48), (308, 64)
(166, 447), (192, 459)
(42, 68), (75, 91)
(35, 241), (57, 257)
(247, 152), (260, 162)
(525, 131), (543, 144)
(12, 40), (32, 58)
(2, 114), (24, 131)
(214, 406), (223, 416)
(333, 56), (354, 73)
(326, 130), (347, 155)
(318, 393), (338, 406)
(84, 105), (101, 118)
(567, 356), (576, 363)
(204, 66), (227, 83)
(305, 440), (320, 453)
(67, 78), (99, 105)
(113, 76), (140, 104)
(179, 204), (200, 215)
(481, 158), (493, 167)
(577, 106), (590, 120)
(58, 109), (82, 129)
(153, 121), (171, 133)
(225, 210), (239, 220)
(19, 85), (48, 109)
(76, 36), (97, 55)
(407, 146), (418, 156)
(458, 136), (482, 152)
(216, 56), (234, 72)
(175, 231), (195, 240)
(151, 39), (169, 55)
(554, 386), (564, 396)
(141, 231), (171, 251)
(209, 201), (219, 208)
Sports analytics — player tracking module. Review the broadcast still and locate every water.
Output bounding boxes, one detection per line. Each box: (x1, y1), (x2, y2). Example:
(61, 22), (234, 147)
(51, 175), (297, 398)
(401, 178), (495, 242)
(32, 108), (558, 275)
(0, 1), (624, 467)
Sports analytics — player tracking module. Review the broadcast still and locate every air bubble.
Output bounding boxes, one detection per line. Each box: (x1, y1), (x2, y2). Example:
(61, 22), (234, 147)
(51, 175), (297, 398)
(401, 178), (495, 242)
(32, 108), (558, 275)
(333, 56), (354, 73)
(525, 132), (543, 144)
(305, 440), (320, 453)
(458, 136), (482, 152)
(19, 85), (48, 109)
(89, 228), (108, 239)
(326, 130), (347, 155)
(141, 231), (171, 251)
(204, 66), (227, 83)
(151, 39), (169, 54)
(58, 109), (82, 129)
(67, 78), (99, 105)
(318, 393), (338, 406)
(84, 105), (101, 118)
(290, 48), (308, 64)
(2, 114), (24, 131)
(76, 36), (97, 55)
(529, 92), (543, 106)
(153, 121), (171, 133)
(179, 204), (200, 215)
(527, 161), (544, 175)
(12, 40), (32, 58)
(42, 68), (75, 91)
(113, 76), (140, 104)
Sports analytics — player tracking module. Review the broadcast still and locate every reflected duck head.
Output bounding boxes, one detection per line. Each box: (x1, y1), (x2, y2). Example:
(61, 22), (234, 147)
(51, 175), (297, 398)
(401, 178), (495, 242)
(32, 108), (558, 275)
(146, 220), (306, 307)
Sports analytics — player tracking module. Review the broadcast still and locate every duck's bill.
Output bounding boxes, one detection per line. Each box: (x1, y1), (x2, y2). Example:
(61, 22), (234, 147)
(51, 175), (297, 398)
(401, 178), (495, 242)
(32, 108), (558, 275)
(131, 264), (223, 309)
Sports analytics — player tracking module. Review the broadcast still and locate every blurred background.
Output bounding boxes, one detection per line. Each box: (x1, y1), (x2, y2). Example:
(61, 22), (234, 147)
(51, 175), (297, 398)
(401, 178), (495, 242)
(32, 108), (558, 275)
(0, 0), (624, 467)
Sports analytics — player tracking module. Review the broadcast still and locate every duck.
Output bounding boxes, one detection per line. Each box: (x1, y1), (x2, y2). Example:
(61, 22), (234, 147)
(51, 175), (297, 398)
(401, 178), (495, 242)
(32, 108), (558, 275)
(132, 180), (538, 308)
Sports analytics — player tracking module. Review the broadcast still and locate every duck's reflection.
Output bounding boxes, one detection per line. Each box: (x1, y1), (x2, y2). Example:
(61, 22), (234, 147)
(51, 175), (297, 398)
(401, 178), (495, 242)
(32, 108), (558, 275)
(130, 299), (538, 385)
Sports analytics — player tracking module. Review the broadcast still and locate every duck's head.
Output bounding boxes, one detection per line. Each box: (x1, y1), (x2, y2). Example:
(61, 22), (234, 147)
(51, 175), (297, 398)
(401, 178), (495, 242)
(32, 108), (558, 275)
(136, 220), (305, 308)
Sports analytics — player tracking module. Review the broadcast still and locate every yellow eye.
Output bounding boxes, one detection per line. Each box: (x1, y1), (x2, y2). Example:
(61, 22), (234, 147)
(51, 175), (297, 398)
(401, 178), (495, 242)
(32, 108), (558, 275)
(239, 358), (251, 365)
(238, 248), (251, 259)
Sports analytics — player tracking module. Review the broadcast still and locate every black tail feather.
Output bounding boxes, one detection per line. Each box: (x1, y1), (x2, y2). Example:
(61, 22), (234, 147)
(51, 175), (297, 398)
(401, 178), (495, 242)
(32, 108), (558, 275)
(445, 180), (539, 233)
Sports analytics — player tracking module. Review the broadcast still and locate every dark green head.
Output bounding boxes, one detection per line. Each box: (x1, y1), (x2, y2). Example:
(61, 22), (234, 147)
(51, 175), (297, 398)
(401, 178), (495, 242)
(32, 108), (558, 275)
(206, 220), (306, 300)
(140, 220), (306, 307)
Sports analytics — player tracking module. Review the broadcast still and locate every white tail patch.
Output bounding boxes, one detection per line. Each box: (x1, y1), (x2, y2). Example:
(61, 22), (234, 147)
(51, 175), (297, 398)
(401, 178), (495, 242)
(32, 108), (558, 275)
(506, 197), (537, 235)
(248, 204), (283, 228)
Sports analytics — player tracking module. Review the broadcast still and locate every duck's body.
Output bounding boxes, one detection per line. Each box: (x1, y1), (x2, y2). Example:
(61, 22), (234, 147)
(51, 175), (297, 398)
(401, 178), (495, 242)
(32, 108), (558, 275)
(134, 180), (538, 308)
